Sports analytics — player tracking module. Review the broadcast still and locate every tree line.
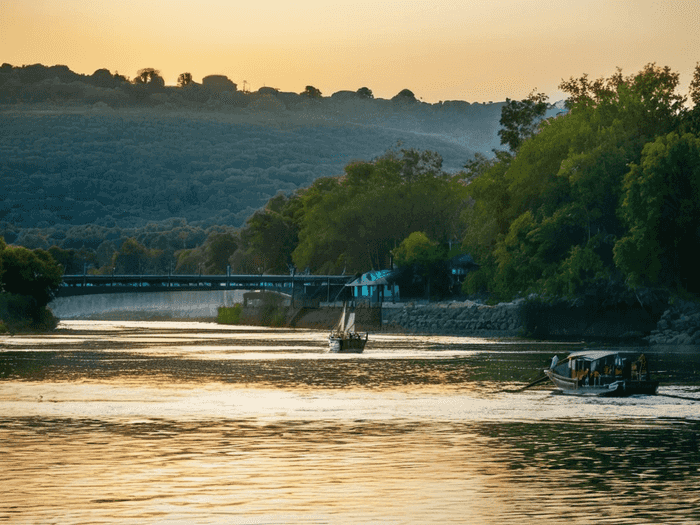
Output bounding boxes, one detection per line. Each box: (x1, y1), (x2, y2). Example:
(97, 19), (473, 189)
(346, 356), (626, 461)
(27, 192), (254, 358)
(1, 62), (429, 106)
(462, 63), (700, 302)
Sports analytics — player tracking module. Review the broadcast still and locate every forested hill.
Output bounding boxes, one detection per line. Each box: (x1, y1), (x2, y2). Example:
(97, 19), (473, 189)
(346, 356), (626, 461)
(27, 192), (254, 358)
(1, 63), (507, 234)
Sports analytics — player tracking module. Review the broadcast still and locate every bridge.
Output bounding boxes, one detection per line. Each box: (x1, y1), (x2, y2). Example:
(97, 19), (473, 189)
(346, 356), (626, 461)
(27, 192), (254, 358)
(57, 273), (355, 302)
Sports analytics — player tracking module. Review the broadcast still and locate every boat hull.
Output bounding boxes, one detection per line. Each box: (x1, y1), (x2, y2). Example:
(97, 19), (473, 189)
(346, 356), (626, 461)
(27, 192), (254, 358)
(544, 369), (658, 397)
(328, 334), (367, 353)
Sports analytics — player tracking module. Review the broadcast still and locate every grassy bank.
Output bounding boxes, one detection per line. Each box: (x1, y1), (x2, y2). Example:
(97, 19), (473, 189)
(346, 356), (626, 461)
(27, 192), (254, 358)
(217, 302), (287, 327)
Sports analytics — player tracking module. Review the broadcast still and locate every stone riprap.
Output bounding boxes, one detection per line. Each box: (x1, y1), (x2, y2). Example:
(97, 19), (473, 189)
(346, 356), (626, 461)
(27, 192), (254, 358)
(646, 299), (700, 346)
(381, 300), (525, 337)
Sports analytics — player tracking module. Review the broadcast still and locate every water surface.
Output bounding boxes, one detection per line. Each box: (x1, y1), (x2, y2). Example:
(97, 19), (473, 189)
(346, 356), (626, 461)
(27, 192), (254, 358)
(2, 321), (699, 524)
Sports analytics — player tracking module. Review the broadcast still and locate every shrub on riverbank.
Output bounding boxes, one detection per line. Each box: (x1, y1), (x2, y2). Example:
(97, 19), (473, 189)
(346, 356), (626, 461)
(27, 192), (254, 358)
(0, 293), (59, 333)
(217, 300), (287, 327)
(217, 304), (243, 324)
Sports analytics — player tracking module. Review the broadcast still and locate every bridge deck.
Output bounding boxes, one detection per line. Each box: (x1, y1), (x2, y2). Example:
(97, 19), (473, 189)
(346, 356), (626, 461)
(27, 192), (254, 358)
(57, 274), (354, 298)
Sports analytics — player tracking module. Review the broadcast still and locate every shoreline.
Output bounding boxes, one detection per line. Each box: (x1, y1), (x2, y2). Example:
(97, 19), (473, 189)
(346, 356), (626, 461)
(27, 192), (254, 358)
(46, 296), (700, 346)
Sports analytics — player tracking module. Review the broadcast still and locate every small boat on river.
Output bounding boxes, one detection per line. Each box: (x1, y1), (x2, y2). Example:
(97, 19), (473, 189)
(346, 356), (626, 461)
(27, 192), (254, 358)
(544, 350), (658, 397)
(328, 303), (367, 353)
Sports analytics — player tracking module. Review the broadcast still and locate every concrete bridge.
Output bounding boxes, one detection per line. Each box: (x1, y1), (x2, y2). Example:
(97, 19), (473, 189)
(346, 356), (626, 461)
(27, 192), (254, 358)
(51, 273), (354, 321)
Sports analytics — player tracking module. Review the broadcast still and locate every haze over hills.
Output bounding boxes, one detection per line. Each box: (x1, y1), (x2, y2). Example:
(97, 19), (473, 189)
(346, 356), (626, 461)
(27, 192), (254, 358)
(0, 63), (526, 243)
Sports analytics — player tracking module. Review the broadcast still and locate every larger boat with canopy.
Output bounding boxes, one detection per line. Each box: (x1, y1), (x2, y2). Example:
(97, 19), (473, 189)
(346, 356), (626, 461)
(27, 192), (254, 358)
(544, 350), (658, 396)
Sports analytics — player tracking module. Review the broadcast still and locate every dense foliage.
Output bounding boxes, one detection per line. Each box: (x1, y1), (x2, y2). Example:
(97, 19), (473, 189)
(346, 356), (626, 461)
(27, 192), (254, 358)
(462, 63), (700, 300)
(290, 148), (468, 273)
(0, 238), (63, 331)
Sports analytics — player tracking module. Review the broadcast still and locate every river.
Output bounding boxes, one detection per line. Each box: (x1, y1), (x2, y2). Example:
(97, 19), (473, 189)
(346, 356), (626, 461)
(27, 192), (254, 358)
(1, 320), (699, 524)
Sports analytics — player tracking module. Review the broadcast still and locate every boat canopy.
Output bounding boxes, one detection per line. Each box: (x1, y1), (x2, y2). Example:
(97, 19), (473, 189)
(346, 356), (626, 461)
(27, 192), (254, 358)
(566, 350), (620, 362)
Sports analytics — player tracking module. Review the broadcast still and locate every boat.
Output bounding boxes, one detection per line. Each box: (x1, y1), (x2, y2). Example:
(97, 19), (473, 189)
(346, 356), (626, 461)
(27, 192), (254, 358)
(544, 350), (658, 397)
(328, 303), (368, 353)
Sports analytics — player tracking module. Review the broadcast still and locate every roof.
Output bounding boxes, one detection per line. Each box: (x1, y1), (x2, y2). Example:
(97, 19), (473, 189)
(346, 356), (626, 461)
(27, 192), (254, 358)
(345, 269), (400, 287)
(567, 350), (620, 361)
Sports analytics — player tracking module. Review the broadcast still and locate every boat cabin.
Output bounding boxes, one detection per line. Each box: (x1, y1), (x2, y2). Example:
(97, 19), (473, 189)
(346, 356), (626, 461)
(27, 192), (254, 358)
(551, 351), (649, 386)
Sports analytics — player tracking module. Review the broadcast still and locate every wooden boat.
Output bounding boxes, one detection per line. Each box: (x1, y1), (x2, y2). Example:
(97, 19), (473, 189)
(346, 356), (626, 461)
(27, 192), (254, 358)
(328, 303), (367, 353)
(544, 350), (658, 397)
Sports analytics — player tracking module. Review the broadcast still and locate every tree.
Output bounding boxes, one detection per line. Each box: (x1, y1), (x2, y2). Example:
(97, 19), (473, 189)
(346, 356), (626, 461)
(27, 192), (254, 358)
(392, 232), (448, 299)
(240, 195), (298, 274)
(614, 132), (700, 293)
(497, 89), (549, 152)
(111, 238), (162, 274)
(203, 232), (238, 274)
(392, 89), (417, 103)
(292, 148), (467, 273)
(356, 87), (373, 99)
(177, 72), (193, 87)
(0, 244), (63, 308)
(392, 232), (445, 268)
(302, 85), (322, 98)
(683, 62), (700, 134)
(134, 68), (162, 85)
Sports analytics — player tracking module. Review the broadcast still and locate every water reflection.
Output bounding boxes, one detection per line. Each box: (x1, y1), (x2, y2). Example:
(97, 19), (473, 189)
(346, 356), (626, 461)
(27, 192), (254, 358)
(1, 321), (699, 524)
(2, 416), (699, 524)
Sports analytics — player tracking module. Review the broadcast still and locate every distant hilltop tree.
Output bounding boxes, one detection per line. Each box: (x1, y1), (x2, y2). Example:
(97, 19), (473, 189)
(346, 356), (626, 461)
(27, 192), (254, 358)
(177, 72), (193, 87)
(357, 87), (374, 99)
(202, 75), (237, 91)
(133, 68), (164, 87)
(91, 68), (118, 87)
(392, 89), (417, 103)
(302, 85), (322, 98)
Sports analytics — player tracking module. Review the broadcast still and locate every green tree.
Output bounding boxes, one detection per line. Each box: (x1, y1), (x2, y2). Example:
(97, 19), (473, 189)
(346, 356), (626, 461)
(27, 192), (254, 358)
(0, 245), (63, 307)
(392, 232), (448, 299)
(240, 194), (298, 274)
(614, 132), (700, 293)
(497, 89), (549, 152)
(392, 232), (446, 268)
(293, 148), (467, 273)
(112, 238), (162, 274)
(203, 232), (238, 274)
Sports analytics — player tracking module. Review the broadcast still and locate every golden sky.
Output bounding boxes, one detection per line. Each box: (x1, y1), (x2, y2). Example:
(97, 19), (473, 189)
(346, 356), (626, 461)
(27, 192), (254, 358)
(2, 0), (699, 102)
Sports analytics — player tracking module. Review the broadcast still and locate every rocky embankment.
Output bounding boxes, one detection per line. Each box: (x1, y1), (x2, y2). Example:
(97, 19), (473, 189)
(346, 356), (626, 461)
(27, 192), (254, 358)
(381, 298), (700, 344)
(645, 299), (700, 345)
(381, 301), (524, 337)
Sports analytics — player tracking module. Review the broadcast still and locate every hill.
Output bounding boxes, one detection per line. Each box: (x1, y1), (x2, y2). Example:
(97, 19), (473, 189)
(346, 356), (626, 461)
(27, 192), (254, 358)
(1, 63), (507, 237)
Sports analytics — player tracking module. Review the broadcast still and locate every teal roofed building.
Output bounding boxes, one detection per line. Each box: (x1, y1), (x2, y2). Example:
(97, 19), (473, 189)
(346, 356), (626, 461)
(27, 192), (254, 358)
(346, 269), (400, 303)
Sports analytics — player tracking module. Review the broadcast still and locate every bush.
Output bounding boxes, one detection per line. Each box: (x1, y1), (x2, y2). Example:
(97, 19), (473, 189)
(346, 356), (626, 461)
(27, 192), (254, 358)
(0, 292), (59, 332)
(217, 304), (243, 324)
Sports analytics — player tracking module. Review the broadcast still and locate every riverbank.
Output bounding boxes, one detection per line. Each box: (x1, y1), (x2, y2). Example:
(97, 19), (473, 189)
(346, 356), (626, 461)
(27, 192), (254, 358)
(49, 289), (699, 344)
(645, 299), (700, 345)
(292, 298), (699, 344)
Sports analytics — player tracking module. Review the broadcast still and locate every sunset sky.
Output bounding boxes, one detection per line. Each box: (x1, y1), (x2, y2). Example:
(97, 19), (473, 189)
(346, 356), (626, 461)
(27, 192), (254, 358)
(2, 0), (699, 103)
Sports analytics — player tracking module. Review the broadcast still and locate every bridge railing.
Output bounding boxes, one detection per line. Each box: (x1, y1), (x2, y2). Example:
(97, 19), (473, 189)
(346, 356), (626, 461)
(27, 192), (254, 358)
(58, 273), (354, 299)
